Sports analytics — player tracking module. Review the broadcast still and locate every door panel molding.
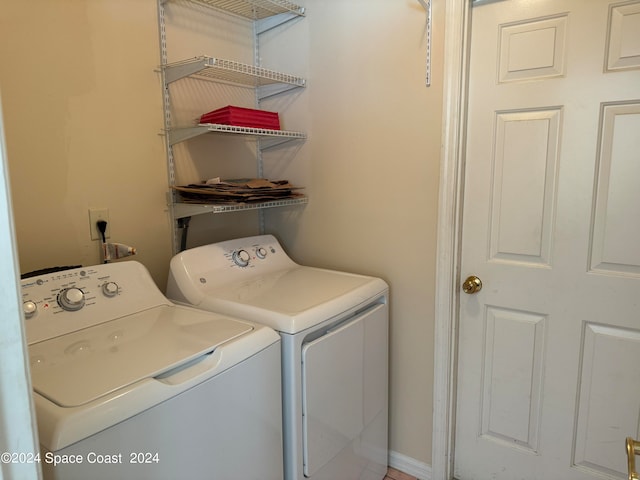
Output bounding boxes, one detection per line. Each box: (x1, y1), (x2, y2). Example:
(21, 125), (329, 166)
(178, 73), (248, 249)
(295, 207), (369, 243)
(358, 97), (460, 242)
(590, 100), (640, 276)
(480, 306), (546, 453)
(489, 107), (562, 266)
(498, 14), (568, 83)
(605, 1), (640, 72)
(573, 322), (640, 477)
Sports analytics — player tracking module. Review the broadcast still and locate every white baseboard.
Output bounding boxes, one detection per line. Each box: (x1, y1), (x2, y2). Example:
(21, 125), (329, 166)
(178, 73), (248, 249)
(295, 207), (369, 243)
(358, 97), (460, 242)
(388, 450), (432, 480)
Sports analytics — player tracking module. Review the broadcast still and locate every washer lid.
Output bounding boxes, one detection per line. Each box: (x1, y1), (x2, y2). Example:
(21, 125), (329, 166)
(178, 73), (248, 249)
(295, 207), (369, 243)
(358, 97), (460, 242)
(29, 305), (252, 407)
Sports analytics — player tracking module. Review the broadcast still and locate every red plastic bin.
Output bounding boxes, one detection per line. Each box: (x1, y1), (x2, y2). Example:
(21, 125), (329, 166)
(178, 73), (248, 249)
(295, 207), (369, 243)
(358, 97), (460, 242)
(200, 105), (280, 130)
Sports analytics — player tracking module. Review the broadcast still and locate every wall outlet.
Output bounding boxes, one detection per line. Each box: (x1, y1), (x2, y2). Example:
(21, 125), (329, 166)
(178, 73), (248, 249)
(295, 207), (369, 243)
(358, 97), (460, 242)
(89, 208), (110, 241)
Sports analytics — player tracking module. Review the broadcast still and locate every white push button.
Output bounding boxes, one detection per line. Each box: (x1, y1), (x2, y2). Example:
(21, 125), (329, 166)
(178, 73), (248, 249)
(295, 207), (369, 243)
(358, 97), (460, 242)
(23, 300), (37, 319)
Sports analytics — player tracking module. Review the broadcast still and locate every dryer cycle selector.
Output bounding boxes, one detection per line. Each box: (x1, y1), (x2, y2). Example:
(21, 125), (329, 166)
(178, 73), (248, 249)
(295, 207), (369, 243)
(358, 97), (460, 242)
(232, 249), (251, 267)
(57, 287), (86, 311)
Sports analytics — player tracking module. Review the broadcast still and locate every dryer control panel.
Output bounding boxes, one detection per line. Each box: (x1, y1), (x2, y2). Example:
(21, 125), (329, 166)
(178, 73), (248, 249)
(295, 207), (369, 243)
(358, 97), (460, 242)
(168, 235), (299, 302)
(21, 261), (170, 345)
(229, 242), (278, 268)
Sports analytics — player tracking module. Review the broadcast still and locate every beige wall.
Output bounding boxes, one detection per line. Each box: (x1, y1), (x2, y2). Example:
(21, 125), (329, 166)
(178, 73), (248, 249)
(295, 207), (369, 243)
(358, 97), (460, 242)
(0, 0), (171, 286)
(0, 0), (444, 469)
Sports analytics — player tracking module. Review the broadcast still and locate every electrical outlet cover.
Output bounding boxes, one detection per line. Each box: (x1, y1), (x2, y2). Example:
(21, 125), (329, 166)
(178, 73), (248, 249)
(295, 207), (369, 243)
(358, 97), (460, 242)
(89, 208), (110, 240)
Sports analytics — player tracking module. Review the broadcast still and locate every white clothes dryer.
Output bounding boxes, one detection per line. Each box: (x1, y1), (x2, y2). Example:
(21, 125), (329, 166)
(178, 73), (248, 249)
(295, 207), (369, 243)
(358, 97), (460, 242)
(167, 235), (389, 480)
(21, 261), (283, 480)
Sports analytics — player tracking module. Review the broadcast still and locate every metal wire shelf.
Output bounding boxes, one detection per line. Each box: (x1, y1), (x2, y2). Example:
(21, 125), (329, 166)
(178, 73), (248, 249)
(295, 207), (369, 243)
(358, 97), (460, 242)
(177, 0), (305, 20)
(160, 0), (308, 249)
(169, 123), (306, 148)
(172, 196), (308, 219)
(163, 56), (306, 98)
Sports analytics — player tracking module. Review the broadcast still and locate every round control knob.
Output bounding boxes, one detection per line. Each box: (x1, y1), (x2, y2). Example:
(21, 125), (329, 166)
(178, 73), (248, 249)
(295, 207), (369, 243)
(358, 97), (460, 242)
(232, 249), (251, 267)
(57, 287), (85, 311)
(102, 281), (119, 297)
(23, 300), (37, 319)
(255, 247), (268, 259)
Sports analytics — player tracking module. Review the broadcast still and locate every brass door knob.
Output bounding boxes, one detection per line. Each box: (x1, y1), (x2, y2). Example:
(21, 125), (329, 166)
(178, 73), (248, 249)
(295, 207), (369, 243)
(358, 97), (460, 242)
(462, 276), (482, 294)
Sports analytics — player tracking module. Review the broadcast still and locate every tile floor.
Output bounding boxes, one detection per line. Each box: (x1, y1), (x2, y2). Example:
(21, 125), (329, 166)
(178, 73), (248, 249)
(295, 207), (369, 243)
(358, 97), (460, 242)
(385, 467), (418, 480)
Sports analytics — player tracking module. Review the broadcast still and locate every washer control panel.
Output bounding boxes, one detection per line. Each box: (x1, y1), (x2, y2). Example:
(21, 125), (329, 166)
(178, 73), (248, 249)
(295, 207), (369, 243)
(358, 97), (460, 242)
(21, 261), (170, 345)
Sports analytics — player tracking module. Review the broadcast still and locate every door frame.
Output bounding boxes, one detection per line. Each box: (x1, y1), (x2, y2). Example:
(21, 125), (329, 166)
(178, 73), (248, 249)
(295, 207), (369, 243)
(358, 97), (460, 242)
(0, 92), (41, 478)
(432, 0), (472, 478)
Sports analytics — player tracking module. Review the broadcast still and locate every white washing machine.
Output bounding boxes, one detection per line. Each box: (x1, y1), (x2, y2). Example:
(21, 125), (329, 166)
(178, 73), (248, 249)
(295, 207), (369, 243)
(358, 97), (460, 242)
(167, 235), (389, 480)
(21, 261), (283, 480)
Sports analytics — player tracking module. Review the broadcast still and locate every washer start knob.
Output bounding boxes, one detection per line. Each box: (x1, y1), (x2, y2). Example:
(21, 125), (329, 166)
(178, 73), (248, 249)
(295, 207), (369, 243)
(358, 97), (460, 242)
(57, 287), (85, 311)
(102, 281), (119, 297)
(232, 249), (251, 267)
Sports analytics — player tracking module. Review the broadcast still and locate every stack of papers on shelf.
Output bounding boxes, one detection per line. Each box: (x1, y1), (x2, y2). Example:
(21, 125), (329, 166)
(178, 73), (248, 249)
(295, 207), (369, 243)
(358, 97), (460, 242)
(173, 178), (304, 204)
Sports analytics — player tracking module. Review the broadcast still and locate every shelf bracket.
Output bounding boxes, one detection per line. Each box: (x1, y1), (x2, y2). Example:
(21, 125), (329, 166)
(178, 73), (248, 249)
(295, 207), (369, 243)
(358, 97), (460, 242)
(257, 82), (305, 100)
(260, 136), (302, 150)
(168, 126), (209, 145)
(164, 59), (208, 84)
(256, 9), (305, 35)
(417, 0), (432, 87)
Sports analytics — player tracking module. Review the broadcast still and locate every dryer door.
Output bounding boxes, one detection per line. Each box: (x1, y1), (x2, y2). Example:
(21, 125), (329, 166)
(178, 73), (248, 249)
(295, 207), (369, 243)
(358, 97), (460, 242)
(301, 302), (387, 477)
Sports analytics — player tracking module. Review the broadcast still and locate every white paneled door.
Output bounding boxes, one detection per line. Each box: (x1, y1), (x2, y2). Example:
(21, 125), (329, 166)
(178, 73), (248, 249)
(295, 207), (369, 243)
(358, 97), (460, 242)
(455, 1), (640, 479)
